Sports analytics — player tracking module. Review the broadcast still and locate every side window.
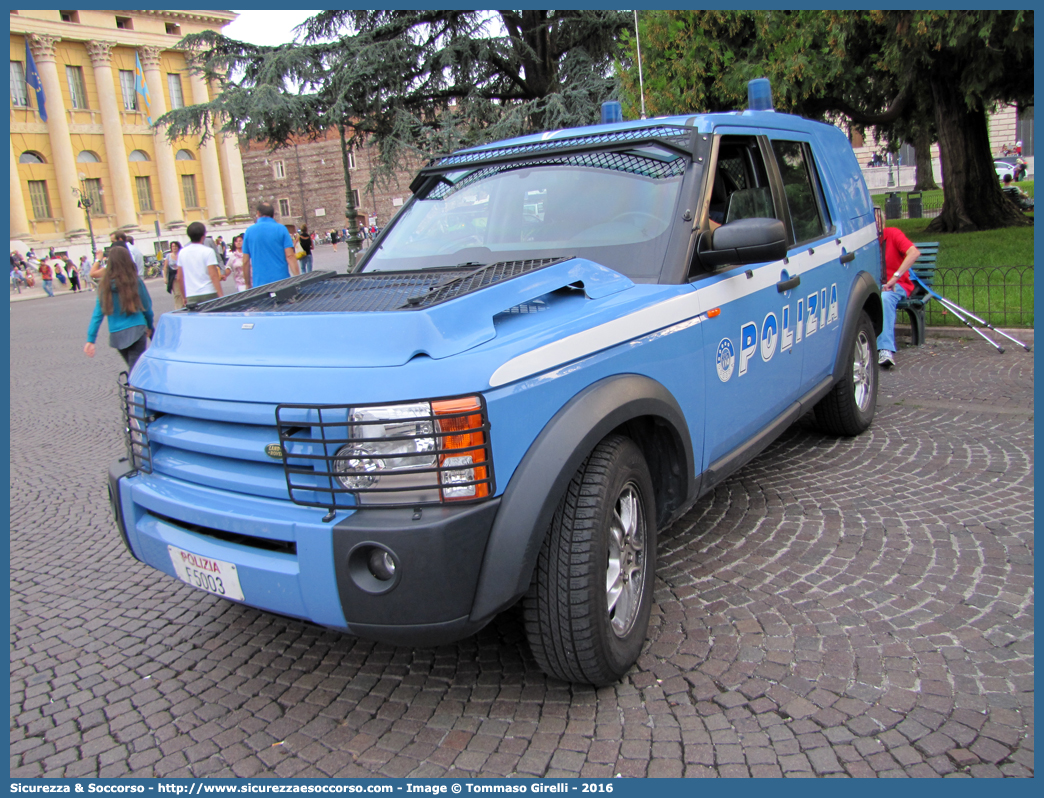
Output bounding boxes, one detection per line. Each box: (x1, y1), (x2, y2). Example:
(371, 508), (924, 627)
(707, 136), (775, 228)
(771, 141), (829, 244)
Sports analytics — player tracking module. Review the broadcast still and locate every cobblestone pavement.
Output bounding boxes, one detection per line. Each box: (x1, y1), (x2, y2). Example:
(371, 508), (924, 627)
(11, 287), (1033, 779)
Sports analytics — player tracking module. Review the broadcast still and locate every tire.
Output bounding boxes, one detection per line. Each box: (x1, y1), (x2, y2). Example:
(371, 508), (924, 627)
(814, 310), (878, 435)
(523, 434), (657, 685)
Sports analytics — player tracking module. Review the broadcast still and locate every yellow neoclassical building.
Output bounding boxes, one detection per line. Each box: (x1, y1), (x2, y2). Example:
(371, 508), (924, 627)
(10, 9), (251, 248)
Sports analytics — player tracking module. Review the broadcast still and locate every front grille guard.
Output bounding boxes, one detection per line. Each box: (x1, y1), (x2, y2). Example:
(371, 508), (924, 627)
(275, 400), (495, 510)
(118, 372), (153, 474)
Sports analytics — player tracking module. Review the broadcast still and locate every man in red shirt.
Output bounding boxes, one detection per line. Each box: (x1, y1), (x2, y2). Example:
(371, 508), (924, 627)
(38, 259), (55, 297)
(878, 226), (921, 368)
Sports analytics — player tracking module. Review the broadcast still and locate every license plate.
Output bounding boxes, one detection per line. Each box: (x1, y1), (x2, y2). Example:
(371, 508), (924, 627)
(168, 545), (245, 601)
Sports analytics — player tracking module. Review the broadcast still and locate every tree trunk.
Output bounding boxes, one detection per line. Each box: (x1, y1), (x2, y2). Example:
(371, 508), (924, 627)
(926, 76), (1029, 232)
(912, 129), (939, 191)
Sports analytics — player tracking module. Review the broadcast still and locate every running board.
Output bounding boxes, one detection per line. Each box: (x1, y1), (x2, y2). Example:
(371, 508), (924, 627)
(701, 375), (834, 494)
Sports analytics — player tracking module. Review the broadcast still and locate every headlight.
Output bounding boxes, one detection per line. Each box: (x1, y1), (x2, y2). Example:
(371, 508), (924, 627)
(328, 397), (493, 506)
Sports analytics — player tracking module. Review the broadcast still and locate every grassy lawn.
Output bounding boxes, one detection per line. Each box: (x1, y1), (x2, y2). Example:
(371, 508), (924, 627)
(871, 184), (1033, 327)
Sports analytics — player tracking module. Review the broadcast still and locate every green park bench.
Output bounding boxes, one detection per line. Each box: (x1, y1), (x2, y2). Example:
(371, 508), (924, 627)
(897, 241), (938, 346)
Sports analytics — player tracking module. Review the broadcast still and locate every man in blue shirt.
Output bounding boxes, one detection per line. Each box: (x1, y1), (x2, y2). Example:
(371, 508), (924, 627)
(242, 202), (299, 288)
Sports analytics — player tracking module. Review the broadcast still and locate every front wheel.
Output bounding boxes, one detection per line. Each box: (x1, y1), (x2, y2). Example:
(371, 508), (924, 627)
(814, 310), (878, 435)
(523, 435), (657, 685)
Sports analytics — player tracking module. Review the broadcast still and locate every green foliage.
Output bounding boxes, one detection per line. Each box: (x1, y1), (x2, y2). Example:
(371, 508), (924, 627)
(159, 10), (630, 182)
(621, 11), (1033, 230)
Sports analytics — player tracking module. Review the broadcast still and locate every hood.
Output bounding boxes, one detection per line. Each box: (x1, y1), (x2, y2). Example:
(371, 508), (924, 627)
(145, 258), (634, 369)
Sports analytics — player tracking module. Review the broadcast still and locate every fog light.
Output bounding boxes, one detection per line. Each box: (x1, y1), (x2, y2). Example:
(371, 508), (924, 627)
(347, 543), (401, 594)
(368, 548), (396, 581)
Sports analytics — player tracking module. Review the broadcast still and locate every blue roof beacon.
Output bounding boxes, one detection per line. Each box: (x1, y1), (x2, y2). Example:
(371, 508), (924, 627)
(109, 80), (883, 685)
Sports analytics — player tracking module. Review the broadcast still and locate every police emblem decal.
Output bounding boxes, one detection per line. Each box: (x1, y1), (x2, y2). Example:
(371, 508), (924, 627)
(716, 338), (736, 382)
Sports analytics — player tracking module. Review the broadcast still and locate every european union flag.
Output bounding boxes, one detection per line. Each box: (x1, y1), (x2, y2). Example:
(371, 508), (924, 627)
(24, 39), (46, 122)
(135, 51), (153, 125)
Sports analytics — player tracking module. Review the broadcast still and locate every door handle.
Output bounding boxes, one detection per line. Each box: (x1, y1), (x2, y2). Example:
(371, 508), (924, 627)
(840, 252), (855, 264)
(776, 275), (800, 293)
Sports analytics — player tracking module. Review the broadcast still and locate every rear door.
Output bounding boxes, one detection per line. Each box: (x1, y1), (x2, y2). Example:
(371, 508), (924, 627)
(763, 136), (844, 388)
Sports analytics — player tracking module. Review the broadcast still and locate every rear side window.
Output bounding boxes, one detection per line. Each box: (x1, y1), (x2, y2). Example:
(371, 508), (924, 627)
(771, 141), (829, 244)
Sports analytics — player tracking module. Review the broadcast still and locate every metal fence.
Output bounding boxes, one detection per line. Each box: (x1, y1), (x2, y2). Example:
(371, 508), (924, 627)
(924, 265), (1034, 328)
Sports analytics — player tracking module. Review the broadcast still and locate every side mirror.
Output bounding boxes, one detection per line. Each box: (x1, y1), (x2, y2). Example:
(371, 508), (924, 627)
(698, 217), (788, 270)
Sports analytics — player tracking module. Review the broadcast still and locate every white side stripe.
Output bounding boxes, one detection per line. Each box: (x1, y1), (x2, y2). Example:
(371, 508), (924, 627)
(489, 291), (703, 387)
(488, 222), (878, 388)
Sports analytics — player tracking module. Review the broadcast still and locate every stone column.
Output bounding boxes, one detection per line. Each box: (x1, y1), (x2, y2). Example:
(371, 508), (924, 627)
(210, 76), (250, 220)
(186, 69), (226, 222)
(29, 34), (86, 236)
(217, 132), (250, 220)
(10, 138), (32, 239)
(84, 40), (138, 230)
(139, 46), (184, 229)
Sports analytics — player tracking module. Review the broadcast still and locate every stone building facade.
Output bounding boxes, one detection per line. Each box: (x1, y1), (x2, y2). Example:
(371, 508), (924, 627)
(238, 131), (423, 237)
(9, 9), (251, 258)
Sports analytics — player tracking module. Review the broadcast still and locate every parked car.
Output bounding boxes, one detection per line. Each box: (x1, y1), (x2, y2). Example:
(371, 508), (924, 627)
(996, 157), (1027, 181)
(108, 80), (884, 685)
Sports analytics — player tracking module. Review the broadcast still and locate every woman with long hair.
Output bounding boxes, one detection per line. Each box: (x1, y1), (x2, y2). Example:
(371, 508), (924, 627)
(165, 241), (185, 309)
(226, 234), (247, 292)
(83, 245), (154, 371)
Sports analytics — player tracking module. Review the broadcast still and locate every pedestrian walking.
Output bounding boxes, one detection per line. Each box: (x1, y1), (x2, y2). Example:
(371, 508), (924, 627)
(242, 202), (298, 289)
(83, 246), (154, 372)
(165, 242), (185, 309)
(40, 260), (58, 293)
(66, 259), (81, 292)
(297, 224), (313, 273)
(330, 229), (339, 253)
(177, 222), (224, 307)
(226, 235), (247, 292)
(78, 256), (94, 291)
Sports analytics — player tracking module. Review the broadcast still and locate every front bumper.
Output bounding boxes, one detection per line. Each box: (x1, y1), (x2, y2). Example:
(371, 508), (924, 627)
(109, 459), (501, 646)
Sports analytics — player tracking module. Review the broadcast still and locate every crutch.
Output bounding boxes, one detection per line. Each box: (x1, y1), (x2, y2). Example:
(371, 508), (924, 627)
(910, 275), (1005, 353)
(908, 269), (1032, 353)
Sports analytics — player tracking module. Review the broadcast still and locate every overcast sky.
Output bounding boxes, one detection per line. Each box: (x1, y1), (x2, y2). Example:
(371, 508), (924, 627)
(224, 10), (322, 46)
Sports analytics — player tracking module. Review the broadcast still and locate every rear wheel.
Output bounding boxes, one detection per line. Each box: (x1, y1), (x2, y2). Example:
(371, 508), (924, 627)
(523, 435), (656, 685)
(814, 310), (877, 435)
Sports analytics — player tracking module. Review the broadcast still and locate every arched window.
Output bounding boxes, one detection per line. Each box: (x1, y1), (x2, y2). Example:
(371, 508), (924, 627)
(175, 149), (195, 161)
(19, 151), (45, 164)
(129, 150), (150, 162)
(77, 150), (102, 163)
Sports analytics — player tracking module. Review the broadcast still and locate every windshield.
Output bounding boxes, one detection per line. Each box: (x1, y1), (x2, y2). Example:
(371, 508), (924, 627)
(360, 148), (687, 280)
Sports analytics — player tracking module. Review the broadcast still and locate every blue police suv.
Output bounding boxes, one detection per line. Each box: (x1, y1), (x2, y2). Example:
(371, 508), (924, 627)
(110, 81), (882, 684)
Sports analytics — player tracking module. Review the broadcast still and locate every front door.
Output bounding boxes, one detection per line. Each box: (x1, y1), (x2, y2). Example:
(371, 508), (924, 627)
(695, 133), (804, 468)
